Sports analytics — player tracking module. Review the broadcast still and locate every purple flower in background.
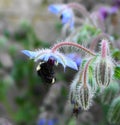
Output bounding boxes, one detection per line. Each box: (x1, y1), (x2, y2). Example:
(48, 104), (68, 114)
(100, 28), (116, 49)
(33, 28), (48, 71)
(112, 0), (120, 8)
(66, 53), (82, 67)
(48, 4), (74, 29)
(99, 6), (118, 20)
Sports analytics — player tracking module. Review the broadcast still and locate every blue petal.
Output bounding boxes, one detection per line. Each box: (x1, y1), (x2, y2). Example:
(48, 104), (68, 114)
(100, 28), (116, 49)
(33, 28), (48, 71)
(21, 50), (37, 59)
(66, 53), (82, 67)
(48, 4), (74, 29)
(75, 57), (82, 67)
(61, 9), (74, 29)
(61, 9), (72, 23)
(48, 4), (64, 15)
(52, 54), (66, 69)
(65, 57), (78, 70)
(34, 52), (66, 69)
(22, 50), (49, 61)
(109, 6), (118, 14)
(69, 20), (74, 30)
(43, 53), (51, 61)
(34, 53), (50, 62)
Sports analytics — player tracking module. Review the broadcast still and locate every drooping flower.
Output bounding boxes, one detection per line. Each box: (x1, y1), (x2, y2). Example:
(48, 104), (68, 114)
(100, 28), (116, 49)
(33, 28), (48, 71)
(48, 4), (74, 29)
(21, 49), (78, 70)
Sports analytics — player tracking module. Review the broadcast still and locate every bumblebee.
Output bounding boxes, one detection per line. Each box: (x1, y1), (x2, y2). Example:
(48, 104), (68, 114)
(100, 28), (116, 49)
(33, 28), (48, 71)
(36, 59), (56, 84)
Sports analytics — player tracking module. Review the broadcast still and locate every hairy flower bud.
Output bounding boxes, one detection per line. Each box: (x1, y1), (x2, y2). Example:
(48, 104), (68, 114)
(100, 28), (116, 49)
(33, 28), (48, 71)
(95, 39), (114, 87)
(95, 58), (113, 87)
(79, 85), (93, 110)
(107, 96), (120, 124)
(77, 58), (94, 110)
(69, 69), (83, 105)
(69, 67), (84, 116)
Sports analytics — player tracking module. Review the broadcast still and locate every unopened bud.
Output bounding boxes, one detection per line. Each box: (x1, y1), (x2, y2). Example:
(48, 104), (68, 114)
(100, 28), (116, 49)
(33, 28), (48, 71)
(79, 85), (92, 110)
(69, 69), (83, 106)
(95, 58), (113, 87)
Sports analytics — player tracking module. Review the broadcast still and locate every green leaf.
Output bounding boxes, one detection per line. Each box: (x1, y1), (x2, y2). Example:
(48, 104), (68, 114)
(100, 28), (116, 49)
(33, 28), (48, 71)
(114, 65), (120, 80)
(112, 49), (120, 60)
(68, 118), (77, 125)
(107, 96), (120, 124)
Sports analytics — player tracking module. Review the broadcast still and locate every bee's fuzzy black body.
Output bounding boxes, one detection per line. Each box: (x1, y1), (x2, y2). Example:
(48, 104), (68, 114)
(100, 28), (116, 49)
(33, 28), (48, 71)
(36, 59), (55, 84)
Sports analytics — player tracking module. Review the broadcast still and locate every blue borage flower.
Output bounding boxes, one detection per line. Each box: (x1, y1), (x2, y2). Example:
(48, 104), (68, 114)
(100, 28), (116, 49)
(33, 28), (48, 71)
(21, 49), (78, 70)
(48, 4), (74, 29)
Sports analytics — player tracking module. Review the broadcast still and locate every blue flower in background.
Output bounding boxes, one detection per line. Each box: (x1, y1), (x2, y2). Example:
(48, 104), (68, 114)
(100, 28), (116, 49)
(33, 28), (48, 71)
(37, 118), (58, 125)
(66, 53), (82, 67)
(48, 4), (74, 29)
(47, 119), (58, 125)
(37, 118), (46, 125)
(21, 49), (78, 70)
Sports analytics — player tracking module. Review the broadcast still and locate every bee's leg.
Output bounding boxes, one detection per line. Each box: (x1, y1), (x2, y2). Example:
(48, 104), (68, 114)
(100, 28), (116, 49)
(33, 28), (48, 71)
(51, 78), (56, 84)
(36, 62), (44, 71)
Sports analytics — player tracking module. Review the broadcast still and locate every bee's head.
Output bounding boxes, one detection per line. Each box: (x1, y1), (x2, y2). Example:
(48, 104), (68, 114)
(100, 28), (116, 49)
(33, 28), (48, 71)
(47, 57), (56, 66)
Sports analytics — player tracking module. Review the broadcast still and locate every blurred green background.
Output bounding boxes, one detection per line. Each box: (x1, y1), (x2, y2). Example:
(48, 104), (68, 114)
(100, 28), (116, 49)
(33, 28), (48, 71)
(0, 0), (120, 125)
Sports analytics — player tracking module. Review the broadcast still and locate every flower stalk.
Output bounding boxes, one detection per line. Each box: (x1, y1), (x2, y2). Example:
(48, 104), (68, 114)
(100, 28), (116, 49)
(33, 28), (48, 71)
(83, 58), (93, 88)
(67, 2), (96, 27)
(52, 41), (96, 56)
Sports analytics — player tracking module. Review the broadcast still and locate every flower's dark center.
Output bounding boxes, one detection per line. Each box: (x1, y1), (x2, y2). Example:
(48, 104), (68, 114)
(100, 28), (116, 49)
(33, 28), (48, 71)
(60, 14), (63, 20)
(102, 11), (108, 19)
